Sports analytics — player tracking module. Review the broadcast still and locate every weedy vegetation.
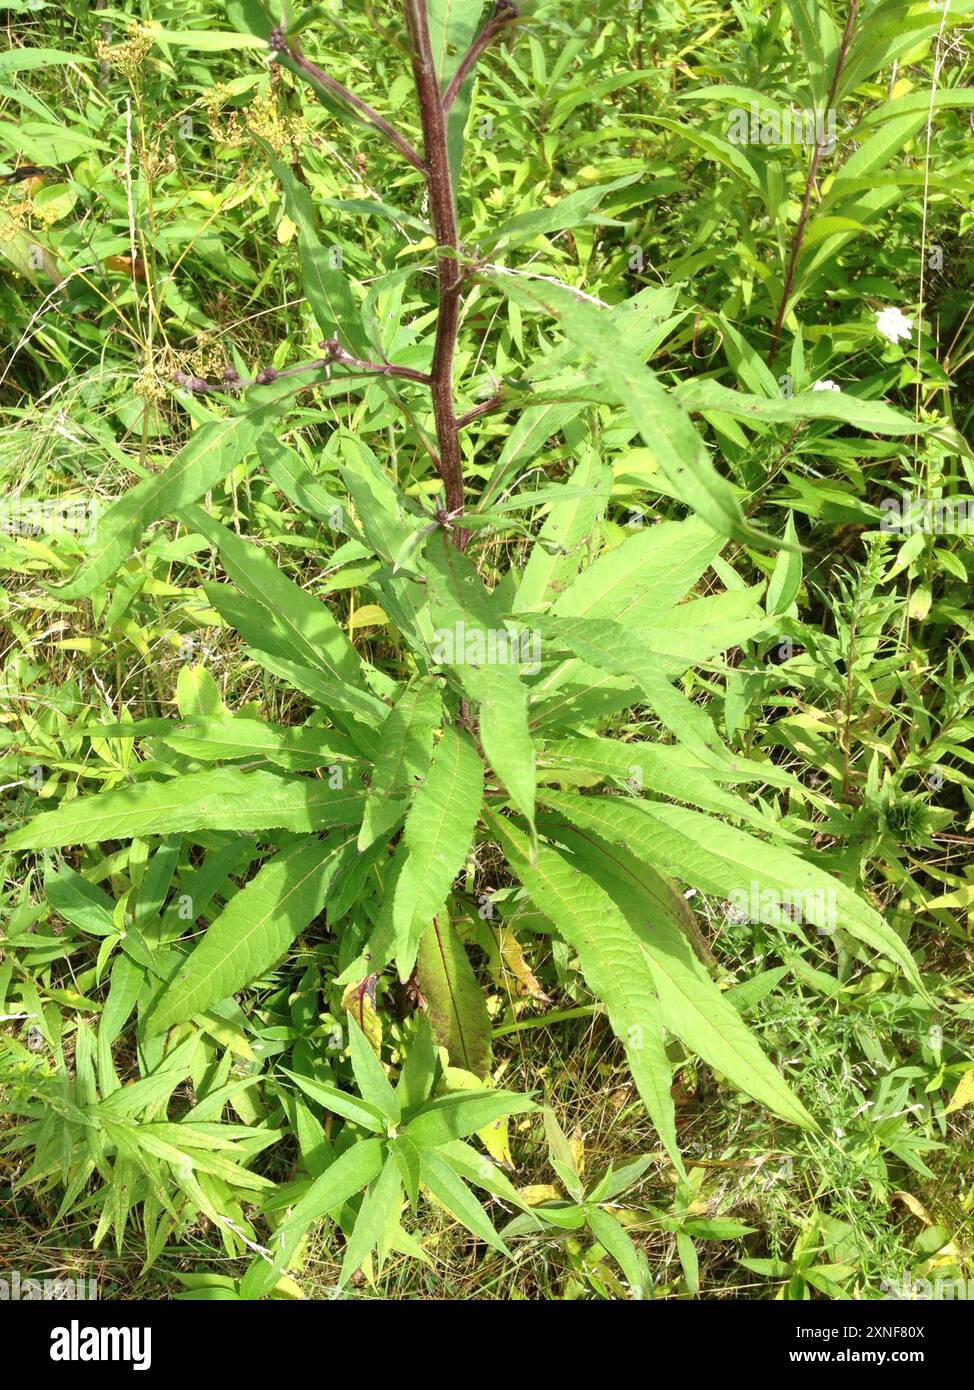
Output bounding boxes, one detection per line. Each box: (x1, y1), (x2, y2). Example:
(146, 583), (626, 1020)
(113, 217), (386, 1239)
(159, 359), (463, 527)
(1, 0), (974, 1301)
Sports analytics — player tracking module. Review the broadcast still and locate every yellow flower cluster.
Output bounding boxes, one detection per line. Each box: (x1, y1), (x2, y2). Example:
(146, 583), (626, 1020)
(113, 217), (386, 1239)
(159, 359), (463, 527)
(95, 27), (153, 78)
(203, 86), (304, 154)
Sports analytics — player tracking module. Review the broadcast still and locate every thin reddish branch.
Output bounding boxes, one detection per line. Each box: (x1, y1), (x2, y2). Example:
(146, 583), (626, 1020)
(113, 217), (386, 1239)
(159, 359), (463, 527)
(442, 2), (519, 113)
(457, 392), (504, 427)
(269, 27), (425, 174)
(404, 0), (467, 540)
(259, 5), (524, 550)
(323, 340), (432, 384)
(175, 338), (430, 394)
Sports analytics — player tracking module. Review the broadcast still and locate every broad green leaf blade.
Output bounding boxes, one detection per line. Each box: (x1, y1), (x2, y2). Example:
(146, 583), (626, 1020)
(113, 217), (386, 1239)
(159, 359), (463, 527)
(277, 1134), (385, 1241)
(405, 1090), (536, 1147)
(146, 834), (356, 1035)
(488, 275), (778, 549)
(427, 0), (486, 185)
(204, 593), (386, 736)
(346, 1014), (400, 1124)
(157, 716), (358, 772)
(673, 378), (926, 435)
(81, 713), (355, 771)
(258, 436), (342, 524)
(271, 156), (371, 357)
(438, 1138), (536, 1210)
(586, 1206), (646, 1293)
(54, 398), (282, 599)
(513, 450), (609, 615)
(415, 918), (491, 1077)
(339, 1153), (403, 1286)
(392, 725), (484, 979)
(541, 736), (782, 833)
(419, 1149), (510, 1256)
(551, 515), (722, 625)
(45, 864), (115, 936)
(337, 435), (439, 650)
(480, 401), (590, 511)
(5, 768), (363, 850)
(551, 825), (817, 1132)
(485, 174), (640, 251)
(767, 515), (803, 616)
(182, 503), (365, 689)
(359, 679), (441, 850)
(395, 1016), (438, 1111)
(426, 531), (536, 831)
(540, 611), (772, 681)
(242, 1130), (384, 1298)
(539, 791), (924, 992)
(0, 49), (93, 74)
(486, 809), (684, 1175)
(536, 621), (737, 770)
(140, 25), (267, 50)
(427, 0), (485, 82)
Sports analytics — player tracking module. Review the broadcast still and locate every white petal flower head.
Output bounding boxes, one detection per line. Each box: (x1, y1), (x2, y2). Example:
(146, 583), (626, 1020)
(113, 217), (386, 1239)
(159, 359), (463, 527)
(876, 305), (913, 344)
(813, 379), (841, 392)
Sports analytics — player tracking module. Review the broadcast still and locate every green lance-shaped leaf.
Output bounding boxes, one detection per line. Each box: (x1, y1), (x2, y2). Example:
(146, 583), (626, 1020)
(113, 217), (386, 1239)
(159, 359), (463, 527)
(426, 530), (536, 833)
(136, 26), (268, 51)
(359, 679), (442, 850)
(404, 1089), (536, 1148)
(539, 791), (925, 993)
(550, 514), (722, 627)
(346, 1013), (401, 1124)
(485, 173), (641, 252)
(767, 514), (803, 616)
(54, 396), (283, 600)
(202, 587), (387, 741)
(427, 0), (486, 186)
(427, 0), (485, 80)
(258, 436), (343, 525)
(4, 767), (363, 850)
(480, 401), (590, 510)
(244, 1135), (386, 1299)
(536, 619), (738, 771)
(488, 274), (781, 550)
(486, 808), (684, 1176)
(415, 917), (491, 1078)
(550, 823), (817, 1132)
(419, 1148), (510, 1256)
(529, 515), (725, 707)
(90, 715), (359, 773)
(271, 155), (371, 358)
(0, 48), (94, 73)
(539, 611), (772, 682)
(512, 449), (610, 616)
(45, 864), (116, 936)
(280, 1068), (385, 1132)
(672, 378), (929, 436)
(146, 833), (356, 1035)
(392, 725), (484, 980)
(338, 435), (439, 652)
(156, 715), (359, 772)
(540, 736), (782, 835)
(585, 1206), (646, 1293)
(339, 1153), (403, 1287)
(181, 503), (365, 690)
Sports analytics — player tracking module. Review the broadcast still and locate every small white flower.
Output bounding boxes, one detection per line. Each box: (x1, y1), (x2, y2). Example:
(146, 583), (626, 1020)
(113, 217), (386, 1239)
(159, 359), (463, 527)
(813, 379), (841, 392)
(876, 305), (913, 344)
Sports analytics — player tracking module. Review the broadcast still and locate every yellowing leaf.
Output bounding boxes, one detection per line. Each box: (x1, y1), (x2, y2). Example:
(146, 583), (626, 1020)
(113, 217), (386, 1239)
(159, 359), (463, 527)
(945, 1068), (974, 1116)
